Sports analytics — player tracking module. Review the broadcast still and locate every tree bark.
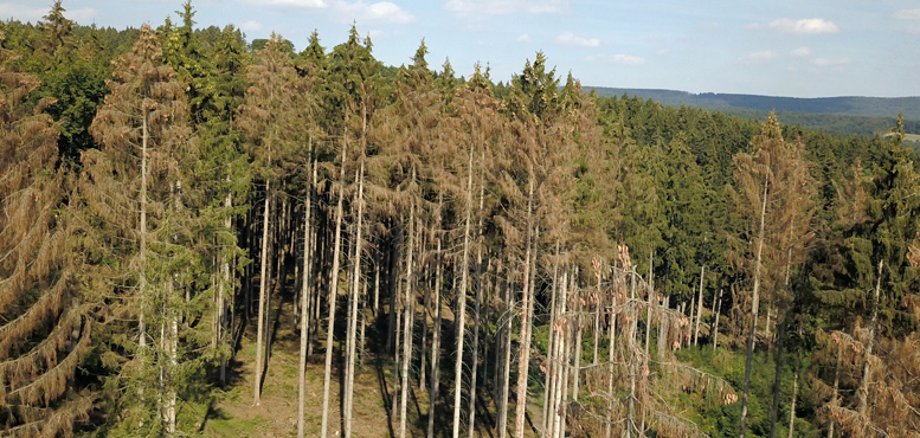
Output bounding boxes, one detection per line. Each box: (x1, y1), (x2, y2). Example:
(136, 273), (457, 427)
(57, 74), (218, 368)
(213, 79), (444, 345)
(320, 138), (348, 438)
(399, 200), (416, 438)
(254, 176), (270, 406)
(694, 265), (705, 346)
(512, 173), (535, 438)
(344, 164), (365, 437)
(740, 178), (769, 437)
(452, 146), (475, 438)
(427, 238), (443, 438)
(856, 260), (884, 418)
(297, 157), (315, 438)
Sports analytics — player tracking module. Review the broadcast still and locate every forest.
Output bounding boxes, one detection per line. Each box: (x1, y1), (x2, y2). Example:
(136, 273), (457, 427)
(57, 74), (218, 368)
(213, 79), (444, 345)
(1, 2), (919, 437)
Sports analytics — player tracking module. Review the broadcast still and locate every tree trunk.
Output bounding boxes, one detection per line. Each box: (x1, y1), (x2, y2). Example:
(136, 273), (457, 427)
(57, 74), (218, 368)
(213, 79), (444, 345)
(427, 238), (443, 438)
(399, 201), (416, 438)
(787, 370), (798, 438)
(713, 288), (723, 349)
(740, 178), (769, 437)
(512, 173), (535, 438)
(856, 260), (884, 418)
(468, 159), (486, 438)
(694, 265), (705, 346)
(605, 265), (616, 438)
(320, 139), (348, 438)
(572, 275), (582, 402)
(254, 176), (270, 406)
(452, 147), (475, 438)
(542, 246), (560, 436)
(827, 341), (842, 438)
(344, 164), (365, 438)
(297, 157), (316, 438)
(499, 270), (513, 438)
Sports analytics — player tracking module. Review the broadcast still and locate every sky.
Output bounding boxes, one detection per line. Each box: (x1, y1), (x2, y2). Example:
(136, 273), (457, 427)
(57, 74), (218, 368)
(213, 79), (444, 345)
(2, 0), (919, 98)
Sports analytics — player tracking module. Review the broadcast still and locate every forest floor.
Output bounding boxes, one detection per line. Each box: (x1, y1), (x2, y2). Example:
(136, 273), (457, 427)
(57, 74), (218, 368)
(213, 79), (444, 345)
(198, 292), (542, 437)
(201, 297), (414, 437)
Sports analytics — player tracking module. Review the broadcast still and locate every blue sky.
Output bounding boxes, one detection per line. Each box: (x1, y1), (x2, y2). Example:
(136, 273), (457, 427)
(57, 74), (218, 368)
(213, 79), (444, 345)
(3, 0), (919, 97)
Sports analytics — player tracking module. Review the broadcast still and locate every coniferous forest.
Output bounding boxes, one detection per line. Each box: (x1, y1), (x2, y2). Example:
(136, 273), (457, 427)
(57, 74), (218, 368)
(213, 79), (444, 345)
(2, 2), (919, 437)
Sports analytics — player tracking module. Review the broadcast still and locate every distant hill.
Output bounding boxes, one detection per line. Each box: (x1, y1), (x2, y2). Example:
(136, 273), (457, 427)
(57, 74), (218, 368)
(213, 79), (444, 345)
(586, 87), (920, 136)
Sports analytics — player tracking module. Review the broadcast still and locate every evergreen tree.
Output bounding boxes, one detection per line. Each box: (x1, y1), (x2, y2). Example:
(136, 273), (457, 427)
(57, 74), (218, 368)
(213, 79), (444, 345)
(0, 39), (92, 436)
(76, 24), (199, 434)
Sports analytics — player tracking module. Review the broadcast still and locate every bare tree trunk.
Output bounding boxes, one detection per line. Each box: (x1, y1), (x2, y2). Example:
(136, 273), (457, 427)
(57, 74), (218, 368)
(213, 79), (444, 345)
(468, 160), (486, 438)
(344, 164), (365, 437)
(740, 178), (769, 437)
(512, 173), (535, 438)
(452, 147), (475, 438)
(138, 108), (149, 422)
(856, 260), (884, 418)
(713, 288), (723, 349)
(254, 176), (270, 406)
(320, 139), (348, 438)
(552, 270), (569, 438)
(399, 201), (416, 438)
(827, 342), (842, 438)
(427, 238), (443, 438)
(787, 370), (798, 438)
(694, 265), (705, 346)
(605, 265), (616, 438)
(219, 187), (233, 385)
(499, 271), (513, 438)
(572, 274), (582, 402)
(297, 158), (316, 438)
(542, 246), (560, 436)
(627, 268), (638, 437)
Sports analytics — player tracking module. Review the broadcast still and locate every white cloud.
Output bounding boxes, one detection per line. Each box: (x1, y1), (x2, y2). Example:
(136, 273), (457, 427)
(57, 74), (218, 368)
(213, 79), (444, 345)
(516, 33), (531, 43)
(812, 57), (850, 67)
(335, 1), (413, 24)
(555, 32), (600, 48)
(894, 8), (920, 21)
(791, 46), (811, 57)
(241, 0), (327, 8)
(768, 18), (839, 34)
(585, 53), (645, 66)
(0, 3), (95, 22)
(739, 49), (777, 63)
(445, 0), (566, 18)
(240, 20), (263, 32)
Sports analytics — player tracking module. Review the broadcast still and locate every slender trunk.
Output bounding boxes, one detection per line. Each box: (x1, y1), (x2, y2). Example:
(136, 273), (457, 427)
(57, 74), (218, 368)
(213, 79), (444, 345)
(856, 260), (884, 418)
(399, 202), (415, 438)
(499, 271), (513, 438)
(787, 370), (798, 438)
(694, 265), (705, 346)
(254, 175), (271, 406)
(320, 138), (348, 438)
(627, 269), (637, 437)
(452, 147), (475, 438)
(553, 270), (569, 438)
(219, 187), (233, 385)
(605, 265), (616, 438)
(512, 173), (535, 438)
(427, 238), (443, 438)
(713, 288), (723, 349)
(827, 341), (842, 438)
(572, 277), (582, 402)
(468, 158), (485, 438)
(344, 164), (365, 437)
(297, 156), (316, 438)
(740, 178), (769, 437)
(138, 107), (148, 420)
(542, 246), (560, 435)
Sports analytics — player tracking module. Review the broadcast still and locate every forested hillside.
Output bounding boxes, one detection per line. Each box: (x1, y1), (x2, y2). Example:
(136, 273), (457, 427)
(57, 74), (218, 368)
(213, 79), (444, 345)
(587, 87), (920, 137)
(2, 2), (919, 437)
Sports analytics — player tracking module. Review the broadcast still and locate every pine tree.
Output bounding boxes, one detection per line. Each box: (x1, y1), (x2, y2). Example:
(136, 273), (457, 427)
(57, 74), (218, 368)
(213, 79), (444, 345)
(77, 24), (197, 434)
(0, 38), (93, 436)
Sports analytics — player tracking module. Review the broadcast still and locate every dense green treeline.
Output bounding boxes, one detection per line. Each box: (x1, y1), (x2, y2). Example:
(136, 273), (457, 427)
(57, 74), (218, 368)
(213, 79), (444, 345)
(2, 2), (918, 437)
